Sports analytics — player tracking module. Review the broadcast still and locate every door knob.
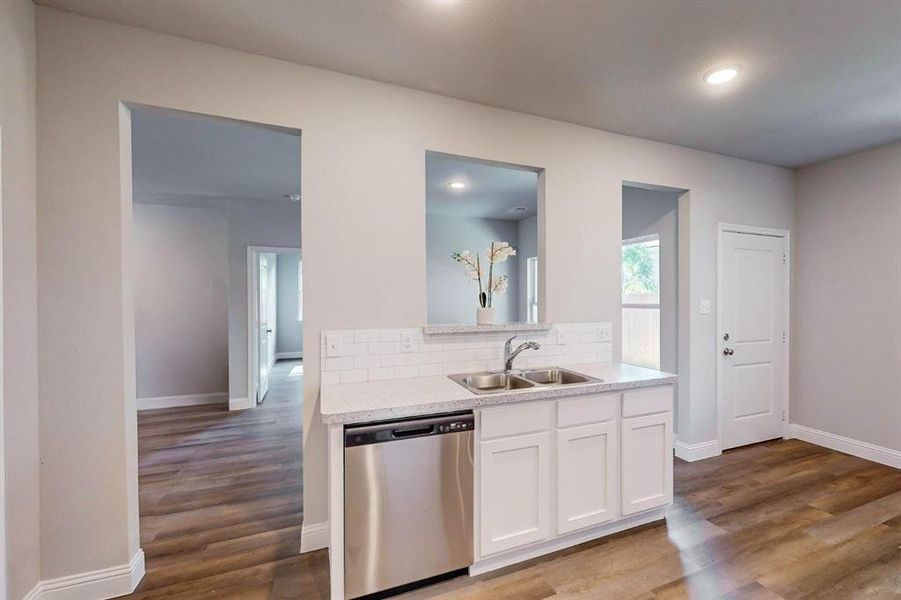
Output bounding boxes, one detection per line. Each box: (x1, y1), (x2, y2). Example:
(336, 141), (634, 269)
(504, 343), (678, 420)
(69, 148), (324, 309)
(723, 348), (734, 356)
(266, 329), (273, 333)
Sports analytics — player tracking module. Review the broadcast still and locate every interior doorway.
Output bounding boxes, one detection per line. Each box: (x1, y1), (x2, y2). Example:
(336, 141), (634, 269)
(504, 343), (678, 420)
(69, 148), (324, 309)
(249, 247), (303, 405)
(621, 185), (682, 373)
(127, 104), (305, 594)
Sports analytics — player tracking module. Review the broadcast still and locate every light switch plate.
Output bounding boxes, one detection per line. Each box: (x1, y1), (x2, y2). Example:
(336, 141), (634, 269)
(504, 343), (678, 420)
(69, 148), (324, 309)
(699, 299), (711, 314)
(325, 333), (343, 357)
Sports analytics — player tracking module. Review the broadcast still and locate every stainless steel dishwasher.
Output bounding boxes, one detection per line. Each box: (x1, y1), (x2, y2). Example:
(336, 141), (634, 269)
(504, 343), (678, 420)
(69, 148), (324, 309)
(344, 412), (474, 599)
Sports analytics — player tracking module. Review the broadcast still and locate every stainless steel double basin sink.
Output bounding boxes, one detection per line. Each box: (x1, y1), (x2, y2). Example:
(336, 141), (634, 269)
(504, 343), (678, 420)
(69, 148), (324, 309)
(448, 367), (601, 395)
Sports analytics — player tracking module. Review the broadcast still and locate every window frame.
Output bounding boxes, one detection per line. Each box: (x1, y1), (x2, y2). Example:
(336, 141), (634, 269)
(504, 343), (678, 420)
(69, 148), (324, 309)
(297, 257), (303, 322)
(526, 256), (539, 323)
(621, 234), (661, 369)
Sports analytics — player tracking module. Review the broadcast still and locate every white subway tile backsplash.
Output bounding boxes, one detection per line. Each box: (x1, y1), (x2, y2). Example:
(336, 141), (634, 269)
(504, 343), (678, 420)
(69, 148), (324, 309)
(340, 369), (368, 383)
(394, 365), (420, 379)
(380, 354), (406, 367)
(353, 355), (381, 370)
(379, 330), (401, 342)
(368, 367), (396, 381)
(320, 322), (614, 383)
(369, 341), (399, 355)
(418, 364), (443, 376)
(325, 357), (354, 371)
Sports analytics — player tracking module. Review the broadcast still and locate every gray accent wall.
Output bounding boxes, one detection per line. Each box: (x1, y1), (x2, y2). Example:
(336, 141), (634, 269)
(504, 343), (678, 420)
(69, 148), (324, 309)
(794, 142), (901, 452)
(427, 214), (519, 324)
(133, 204), (229, 398)
(276, 252), (303, 355)
(516, 214), (538, 321)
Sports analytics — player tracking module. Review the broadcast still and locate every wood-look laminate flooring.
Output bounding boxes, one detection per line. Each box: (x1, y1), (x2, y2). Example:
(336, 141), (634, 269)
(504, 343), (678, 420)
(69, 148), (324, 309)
(126, 359), (311, 599)
(126, 378), (901, 599)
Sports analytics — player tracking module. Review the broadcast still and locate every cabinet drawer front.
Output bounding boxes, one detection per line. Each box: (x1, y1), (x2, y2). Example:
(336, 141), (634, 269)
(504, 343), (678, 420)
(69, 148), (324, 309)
(622, 386), (673, 418)
(557, 393), (618, 428)
(480, 401), (553, 440)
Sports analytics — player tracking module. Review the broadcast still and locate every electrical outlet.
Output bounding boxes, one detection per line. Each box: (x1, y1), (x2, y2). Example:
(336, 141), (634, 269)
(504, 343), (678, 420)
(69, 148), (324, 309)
(400, 332), (413, 353)
(598, 327), (611, 342)
(326, 333), (343, 357)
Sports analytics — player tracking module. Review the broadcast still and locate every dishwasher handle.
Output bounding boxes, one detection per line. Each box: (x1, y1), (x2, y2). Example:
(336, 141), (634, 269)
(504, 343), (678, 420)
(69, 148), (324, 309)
(345, 412), (474, 447)
(391, 423), (436, 438)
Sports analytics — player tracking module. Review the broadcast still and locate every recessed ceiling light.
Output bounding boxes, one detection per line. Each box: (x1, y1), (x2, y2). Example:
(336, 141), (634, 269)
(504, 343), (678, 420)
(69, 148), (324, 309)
(704, 65), (741, 86)
(449, 181), (466, 190)
(284, 193), (301, 201)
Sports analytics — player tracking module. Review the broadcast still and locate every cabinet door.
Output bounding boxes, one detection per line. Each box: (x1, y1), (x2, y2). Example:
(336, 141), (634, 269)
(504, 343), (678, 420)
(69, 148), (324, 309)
(479, 431), (551, 556)
(621, 412), (673, 515)
(556, 421), (618, 534)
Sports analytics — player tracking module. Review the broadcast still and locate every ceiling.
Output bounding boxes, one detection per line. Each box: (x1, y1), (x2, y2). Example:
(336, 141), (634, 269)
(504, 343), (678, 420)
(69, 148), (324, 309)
(39, 0), (901, 168)
(426, 153), (537, 221)
(131, 106), (300, 204)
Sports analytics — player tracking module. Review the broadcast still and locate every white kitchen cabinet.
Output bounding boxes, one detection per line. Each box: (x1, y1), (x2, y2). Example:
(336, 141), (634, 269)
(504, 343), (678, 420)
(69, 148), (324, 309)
(556, 420), (618, 534)
(620, 411), (673, 515)
(479, 430), (552, 556)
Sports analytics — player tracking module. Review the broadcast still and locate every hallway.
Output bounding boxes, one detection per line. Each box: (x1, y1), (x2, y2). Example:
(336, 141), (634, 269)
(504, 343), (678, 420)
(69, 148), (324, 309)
(129, 359), (314, 598)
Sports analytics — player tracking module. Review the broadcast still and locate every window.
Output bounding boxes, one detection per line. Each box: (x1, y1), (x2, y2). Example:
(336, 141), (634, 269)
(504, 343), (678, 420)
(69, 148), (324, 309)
(526, 256), (539, 323)
(297, 258), (303, 322)
(622, 235), (660, 369)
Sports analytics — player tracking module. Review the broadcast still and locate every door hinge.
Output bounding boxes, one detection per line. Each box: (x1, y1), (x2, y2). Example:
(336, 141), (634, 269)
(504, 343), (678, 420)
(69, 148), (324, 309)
(782, 253), (787, 265)
(782, 410), (786, 422)
(782, 331), (787, 344)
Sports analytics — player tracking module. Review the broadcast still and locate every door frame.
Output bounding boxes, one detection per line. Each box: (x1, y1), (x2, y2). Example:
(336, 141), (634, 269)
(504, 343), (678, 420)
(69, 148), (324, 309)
(716, 223), (791, 449)
(246, 245), (300, 407)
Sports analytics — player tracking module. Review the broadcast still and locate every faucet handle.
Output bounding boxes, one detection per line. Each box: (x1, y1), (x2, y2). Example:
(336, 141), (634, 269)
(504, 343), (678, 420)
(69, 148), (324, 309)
(504, 335), (518, 353)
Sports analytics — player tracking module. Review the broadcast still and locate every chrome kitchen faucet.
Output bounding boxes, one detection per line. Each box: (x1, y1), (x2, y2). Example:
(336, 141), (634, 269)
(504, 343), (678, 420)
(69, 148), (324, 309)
(504, 336), (541, 372)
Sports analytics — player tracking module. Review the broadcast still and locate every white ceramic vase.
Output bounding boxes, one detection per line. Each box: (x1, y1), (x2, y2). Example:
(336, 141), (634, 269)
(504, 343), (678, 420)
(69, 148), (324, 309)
(477, 307), (496, 325)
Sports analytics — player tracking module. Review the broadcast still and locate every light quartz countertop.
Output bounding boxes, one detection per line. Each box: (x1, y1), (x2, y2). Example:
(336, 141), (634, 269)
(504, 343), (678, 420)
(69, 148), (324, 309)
(320, 361), (677, 425)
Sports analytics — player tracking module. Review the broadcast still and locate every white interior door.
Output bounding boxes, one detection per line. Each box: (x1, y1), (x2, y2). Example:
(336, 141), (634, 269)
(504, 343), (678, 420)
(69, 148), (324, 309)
(258, 253), (276, 402)
(719, 229), (788, 450)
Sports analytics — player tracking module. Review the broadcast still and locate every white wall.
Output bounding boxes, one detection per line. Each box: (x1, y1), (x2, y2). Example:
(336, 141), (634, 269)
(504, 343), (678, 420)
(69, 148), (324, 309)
(276, 252), (303, 355)
(133, 204), (229, 399)
(622, 186), (680, 374)
(427, 214), (519, 324)
(0, 0), (40, 597)
(34, 7), (793, 580)
(793, 142), (901, 452)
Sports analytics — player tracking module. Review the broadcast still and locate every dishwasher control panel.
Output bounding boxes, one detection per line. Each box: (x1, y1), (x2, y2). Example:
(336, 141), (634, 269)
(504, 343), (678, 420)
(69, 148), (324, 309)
(345, 411), (474, 447)
(438, 420), (474, 433)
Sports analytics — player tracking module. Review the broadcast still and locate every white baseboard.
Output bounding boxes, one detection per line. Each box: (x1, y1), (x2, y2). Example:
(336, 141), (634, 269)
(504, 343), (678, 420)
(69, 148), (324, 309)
(137, 392), (227, 411)
(470, 508), (666, 576)
(229, 396), (253, 411)
(789, 424), (901, 469)
(22, 584), (41, 600)
(300, 520), (329, 553)
(276, 351), (303, 360)
(24, 549), (144, 600)
(674, 438), (722, 462)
